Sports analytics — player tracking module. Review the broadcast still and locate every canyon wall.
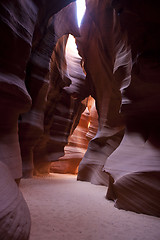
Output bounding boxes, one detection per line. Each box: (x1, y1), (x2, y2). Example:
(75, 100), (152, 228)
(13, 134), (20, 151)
(0, 0), (160, 230)
(76, 0), (131, 185)
(77, 0), (160, 217)
(0, 0), (77, 238)
(104, 0), (160, 217)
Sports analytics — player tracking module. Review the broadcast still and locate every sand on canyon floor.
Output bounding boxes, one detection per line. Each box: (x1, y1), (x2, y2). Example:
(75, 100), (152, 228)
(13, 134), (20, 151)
(20, 173), (160, 240)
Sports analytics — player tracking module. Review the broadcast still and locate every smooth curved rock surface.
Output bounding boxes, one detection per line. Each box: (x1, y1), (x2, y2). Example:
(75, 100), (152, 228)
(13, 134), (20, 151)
(32, 35), (69, 176)
(0, 162), (31, 240)
(1, 0), (160, 220)
(0, 0), (36, 179)
(0, 0), (77, 179)
(77, 0), (131, 185)
(33, 32), (89, 175)
(50, 103), (90, 174)
(77, 100), (110, 185)
(49, 35), (91, 174)
(19, 15), (56, 178)
(103, 0), (160, 217)
(104, 132), (160, 217)
(18, 1), (79, 177)
(112, 172), (160, 217)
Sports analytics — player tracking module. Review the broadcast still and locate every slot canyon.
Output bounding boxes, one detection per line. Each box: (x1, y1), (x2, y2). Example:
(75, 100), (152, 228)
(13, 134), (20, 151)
(0, 0), (160, 239)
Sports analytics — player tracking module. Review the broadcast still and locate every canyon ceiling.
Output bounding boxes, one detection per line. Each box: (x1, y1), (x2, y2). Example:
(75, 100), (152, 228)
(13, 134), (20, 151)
(0, 0), (160, 239)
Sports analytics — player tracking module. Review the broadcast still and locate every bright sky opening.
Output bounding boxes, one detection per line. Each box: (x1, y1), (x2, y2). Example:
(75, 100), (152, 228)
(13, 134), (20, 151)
(76, 0), (86, 27)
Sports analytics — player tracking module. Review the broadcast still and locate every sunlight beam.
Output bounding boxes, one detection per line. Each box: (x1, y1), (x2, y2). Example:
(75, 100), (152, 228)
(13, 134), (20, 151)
(76, 0), (86, 28)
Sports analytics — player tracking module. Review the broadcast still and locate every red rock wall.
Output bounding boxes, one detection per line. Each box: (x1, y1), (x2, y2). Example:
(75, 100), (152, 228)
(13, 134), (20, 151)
(104, 0), (160, 217)
(1, 0), (160, 220)
(76, 0), (160, 217)
(33, 33), (90, 175)
(50, 103), (90, 174)
(0, 0), (39, 180)
(76, 0), (131, 185)
(18, 2), (79, 178)
(0, 1), (77, 238)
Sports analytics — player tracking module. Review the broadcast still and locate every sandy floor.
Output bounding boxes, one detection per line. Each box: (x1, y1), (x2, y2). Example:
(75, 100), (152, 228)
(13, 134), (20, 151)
(20, 174), (160, 240)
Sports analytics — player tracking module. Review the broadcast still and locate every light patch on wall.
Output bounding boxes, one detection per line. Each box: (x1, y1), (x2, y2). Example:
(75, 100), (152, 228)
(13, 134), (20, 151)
(76, 0), (86, 27)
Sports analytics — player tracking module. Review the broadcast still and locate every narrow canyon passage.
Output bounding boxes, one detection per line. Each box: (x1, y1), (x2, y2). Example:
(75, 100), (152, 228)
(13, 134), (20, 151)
(20, 174), (160, 240)
(1, 1), (160, 239)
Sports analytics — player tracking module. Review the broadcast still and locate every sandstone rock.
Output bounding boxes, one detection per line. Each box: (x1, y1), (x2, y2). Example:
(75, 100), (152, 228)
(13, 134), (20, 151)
(103, 0), (160, 217)
(33, 33), (90, 175)
(0, 162), (31, 240)
(18, 1), (79, 178)
(104, 131), (160, 217)
(77, 0), (131, 185)
(50, 104), (90, 174)
(19, 16), (56, 178)
(0, 0), (37, 179)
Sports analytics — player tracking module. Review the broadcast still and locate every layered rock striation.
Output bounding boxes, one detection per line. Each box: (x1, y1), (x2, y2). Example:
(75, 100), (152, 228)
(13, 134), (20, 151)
(103, 0), (160, 217)
(0, 161), (31, 240)
(77, 0), (131, 185)
(0, 0), (77, 238)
